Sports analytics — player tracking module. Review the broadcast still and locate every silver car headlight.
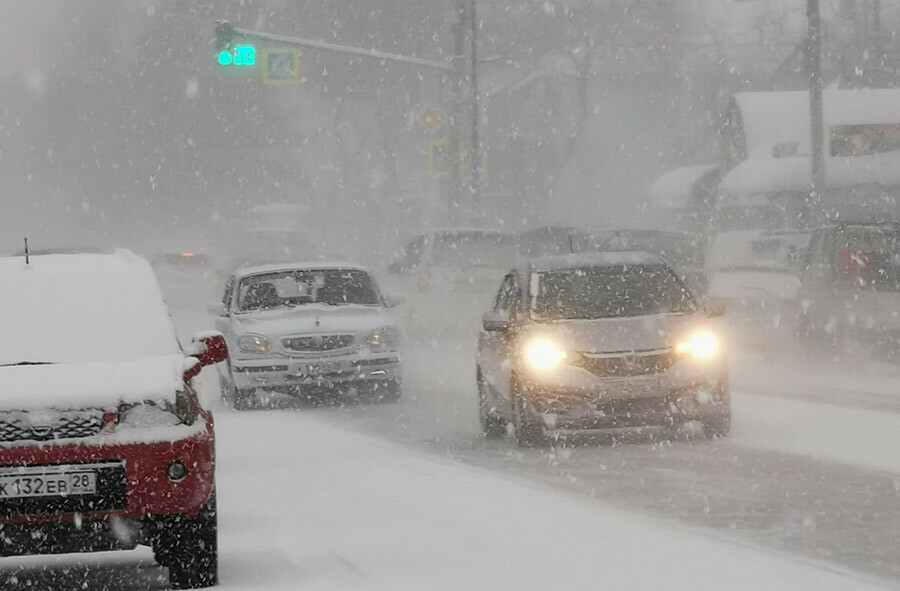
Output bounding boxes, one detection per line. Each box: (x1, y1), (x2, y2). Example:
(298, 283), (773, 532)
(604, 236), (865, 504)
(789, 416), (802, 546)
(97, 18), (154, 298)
(523, 339), (568, 370)
(365, 327), (400, 351)
(238, 334), (272, 354)
(675, 332), (720, 359)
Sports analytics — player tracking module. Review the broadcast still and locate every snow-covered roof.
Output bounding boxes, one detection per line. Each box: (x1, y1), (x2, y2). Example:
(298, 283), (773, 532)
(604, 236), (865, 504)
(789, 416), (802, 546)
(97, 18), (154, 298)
(0, 251), (180, 367)
(734, 89), (900, 157)
(648, 165), (718, 210)
(719, 151), (900, 196)
(234, 260), (372, 278)
(529, 251), (662, 272)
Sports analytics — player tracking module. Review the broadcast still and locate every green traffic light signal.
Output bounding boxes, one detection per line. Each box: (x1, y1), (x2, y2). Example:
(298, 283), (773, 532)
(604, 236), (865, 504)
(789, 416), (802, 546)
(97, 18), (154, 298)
(218, 45), (256, 67)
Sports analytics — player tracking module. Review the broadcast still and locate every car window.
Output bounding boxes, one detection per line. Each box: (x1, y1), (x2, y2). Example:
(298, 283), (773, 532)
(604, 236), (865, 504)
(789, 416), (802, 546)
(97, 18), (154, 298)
(492, 274), (516, 313)
(222, 276), (235, 308)
(532, 264), (695, 320)
(430, 232), (517, 267)
(403, 236), (427, 270)
(832, 226), (900, 291)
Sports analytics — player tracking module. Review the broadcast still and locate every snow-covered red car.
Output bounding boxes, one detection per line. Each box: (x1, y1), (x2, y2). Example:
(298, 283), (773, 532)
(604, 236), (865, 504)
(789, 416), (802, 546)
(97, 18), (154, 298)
(0, 250), (226, 589)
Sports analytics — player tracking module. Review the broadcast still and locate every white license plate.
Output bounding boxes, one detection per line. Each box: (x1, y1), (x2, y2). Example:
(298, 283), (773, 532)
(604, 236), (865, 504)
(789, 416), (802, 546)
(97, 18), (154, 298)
(0, 467), (97, 499)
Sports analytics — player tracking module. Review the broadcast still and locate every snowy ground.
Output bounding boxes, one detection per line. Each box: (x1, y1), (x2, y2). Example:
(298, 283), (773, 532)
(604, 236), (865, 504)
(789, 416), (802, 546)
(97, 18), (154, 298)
(3, 291), (900, 590)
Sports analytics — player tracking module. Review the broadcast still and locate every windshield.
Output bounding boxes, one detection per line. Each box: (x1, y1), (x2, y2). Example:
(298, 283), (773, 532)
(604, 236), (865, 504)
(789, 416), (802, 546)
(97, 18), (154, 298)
(236, 269), (380, 311)
(431, 232), (517, 267)
(532, 265), (695, 320)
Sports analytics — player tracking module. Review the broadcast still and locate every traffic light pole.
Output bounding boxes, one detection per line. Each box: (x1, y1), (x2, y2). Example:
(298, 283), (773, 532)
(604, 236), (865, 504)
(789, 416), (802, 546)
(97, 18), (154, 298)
(806, 0), (825, 224)
(224, 23), (454, 72)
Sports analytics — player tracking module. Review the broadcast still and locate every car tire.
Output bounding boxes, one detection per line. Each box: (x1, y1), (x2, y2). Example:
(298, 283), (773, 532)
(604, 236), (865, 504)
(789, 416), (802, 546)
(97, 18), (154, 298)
(511, 377), (549, 447)
(158, 492), (219, 590)
(703, 412), (731, 439)
(377, 379), (403, 403)
(476, 369), (505, 439)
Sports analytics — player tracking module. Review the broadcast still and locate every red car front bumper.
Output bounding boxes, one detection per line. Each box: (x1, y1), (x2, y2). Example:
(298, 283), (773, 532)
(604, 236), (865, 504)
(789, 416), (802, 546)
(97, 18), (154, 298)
(0, 413), (215, 525)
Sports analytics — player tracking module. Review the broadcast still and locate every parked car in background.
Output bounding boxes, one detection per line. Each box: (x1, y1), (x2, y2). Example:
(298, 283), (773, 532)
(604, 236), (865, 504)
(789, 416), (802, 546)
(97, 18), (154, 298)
(584, 229), (708, 294)
(0, 250), (226, 589)
(798, 221), (900, 353)
(152, 252), (219, 309)
(705, 229), (810, 353)
(476, 252), (730, 447)
(387, 228), (518, 335)
(517, 226), (590, 258)
(388, 228), (517, 294)
(214, 262), (403, 409)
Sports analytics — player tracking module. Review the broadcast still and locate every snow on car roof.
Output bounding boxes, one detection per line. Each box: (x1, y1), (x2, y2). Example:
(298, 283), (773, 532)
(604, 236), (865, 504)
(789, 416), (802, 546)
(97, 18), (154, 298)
(234, 260), (372, 278)
(0, 250), (181, 367)
(529, 251), (663, 272)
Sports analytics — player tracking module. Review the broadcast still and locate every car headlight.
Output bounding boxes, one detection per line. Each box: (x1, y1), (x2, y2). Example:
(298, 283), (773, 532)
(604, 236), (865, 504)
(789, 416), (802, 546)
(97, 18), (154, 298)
(524, 340), (568, 370)
(366, 327), (399, 351)
(238, 334), (272, 354)
(675, 332), (719, 359)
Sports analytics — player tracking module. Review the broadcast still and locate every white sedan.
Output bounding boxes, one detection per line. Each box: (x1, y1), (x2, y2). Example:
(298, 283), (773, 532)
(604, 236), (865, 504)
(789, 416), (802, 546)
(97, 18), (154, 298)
(213, 262), (403, 408)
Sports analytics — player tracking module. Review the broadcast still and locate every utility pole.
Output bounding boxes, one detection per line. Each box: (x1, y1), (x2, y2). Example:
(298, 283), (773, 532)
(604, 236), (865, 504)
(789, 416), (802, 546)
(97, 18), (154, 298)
(807, 0), (825, 224)
(469, 0), (480, 202)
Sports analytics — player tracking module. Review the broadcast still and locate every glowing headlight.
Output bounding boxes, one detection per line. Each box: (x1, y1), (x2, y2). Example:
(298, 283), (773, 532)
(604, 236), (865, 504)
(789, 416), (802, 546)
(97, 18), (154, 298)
(238, 334), (272, 354)
(676, 332), (719, 359)
(525, 340), (567, 370)
(366, 327), (399, 351)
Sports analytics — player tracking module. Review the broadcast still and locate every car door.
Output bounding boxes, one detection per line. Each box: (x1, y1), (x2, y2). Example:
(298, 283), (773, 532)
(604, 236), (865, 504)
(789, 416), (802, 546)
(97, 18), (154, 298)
(478, 272), (520, 416)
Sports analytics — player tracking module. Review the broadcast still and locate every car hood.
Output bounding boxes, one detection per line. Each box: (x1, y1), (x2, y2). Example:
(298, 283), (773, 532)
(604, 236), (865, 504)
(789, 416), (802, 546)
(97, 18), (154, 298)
(234, 305), (394, 339)
(522, 313), (702, 353)
(0, 355), (185, 412)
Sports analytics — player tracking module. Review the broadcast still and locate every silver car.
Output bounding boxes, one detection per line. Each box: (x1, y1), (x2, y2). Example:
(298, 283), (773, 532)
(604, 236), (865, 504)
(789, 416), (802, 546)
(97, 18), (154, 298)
(476, 252), (730, 446)
(213, 262), (402, 408)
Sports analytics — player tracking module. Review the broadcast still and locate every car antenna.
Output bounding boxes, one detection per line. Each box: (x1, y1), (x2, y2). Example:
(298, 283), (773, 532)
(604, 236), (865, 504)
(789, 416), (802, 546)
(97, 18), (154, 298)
(24, 237), (29, 265)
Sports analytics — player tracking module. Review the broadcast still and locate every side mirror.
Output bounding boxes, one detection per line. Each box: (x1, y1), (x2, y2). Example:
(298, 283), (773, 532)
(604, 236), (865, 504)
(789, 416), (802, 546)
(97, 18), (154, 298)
(482, 310), (511, 332)
(189, 331), (229, 367)
(207, 302), (228, 316)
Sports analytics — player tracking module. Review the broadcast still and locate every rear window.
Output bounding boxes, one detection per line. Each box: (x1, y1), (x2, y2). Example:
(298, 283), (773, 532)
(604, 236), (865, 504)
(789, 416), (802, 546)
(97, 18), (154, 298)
(531, 265), (695, 321)
(833, 226), (900, 291)
(431, 232), (516, 267)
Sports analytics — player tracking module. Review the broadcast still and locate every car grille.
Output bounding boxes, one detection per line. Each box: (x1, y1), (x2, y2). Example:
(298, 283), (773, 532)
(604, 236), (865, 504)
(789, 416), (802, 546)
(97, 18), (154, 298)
(0, 410), (105, 443)
(282, 334), (357, 353)
(575, 350), (676, 378)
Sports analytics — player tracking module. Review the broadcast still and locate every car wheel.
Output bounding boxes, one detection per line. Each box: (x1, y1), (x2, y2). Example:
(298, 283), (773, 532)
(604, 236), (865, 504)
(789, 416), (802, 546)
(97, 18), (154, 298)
(511, 377), (549, 448)
(703, 412), (731, 439)
(157, 492), (218, 589)
(476, 369), (505, 439)
(376, 379), (403, 403)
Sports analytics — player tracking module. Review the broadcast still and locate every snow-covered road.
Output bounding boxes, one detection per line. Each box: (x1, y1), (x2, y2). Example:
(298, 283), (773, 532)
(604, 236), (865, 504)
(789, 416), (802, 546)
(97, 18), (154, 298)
(3, 300), (900, 589)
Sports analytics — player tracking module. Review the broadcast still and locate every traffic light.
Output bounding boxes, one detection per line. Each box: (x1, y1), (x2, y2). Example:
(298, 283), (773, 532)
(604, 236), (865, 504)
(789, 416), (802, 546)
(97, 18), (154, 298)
(215, 21), (256, 67)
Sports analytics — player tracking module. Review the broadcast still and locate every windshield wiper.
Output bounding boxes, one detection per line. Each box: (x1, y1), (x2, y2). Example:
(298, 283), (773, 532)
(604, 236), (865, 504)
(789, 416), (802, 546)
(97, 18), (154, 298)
(0, 361), (56, 368)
